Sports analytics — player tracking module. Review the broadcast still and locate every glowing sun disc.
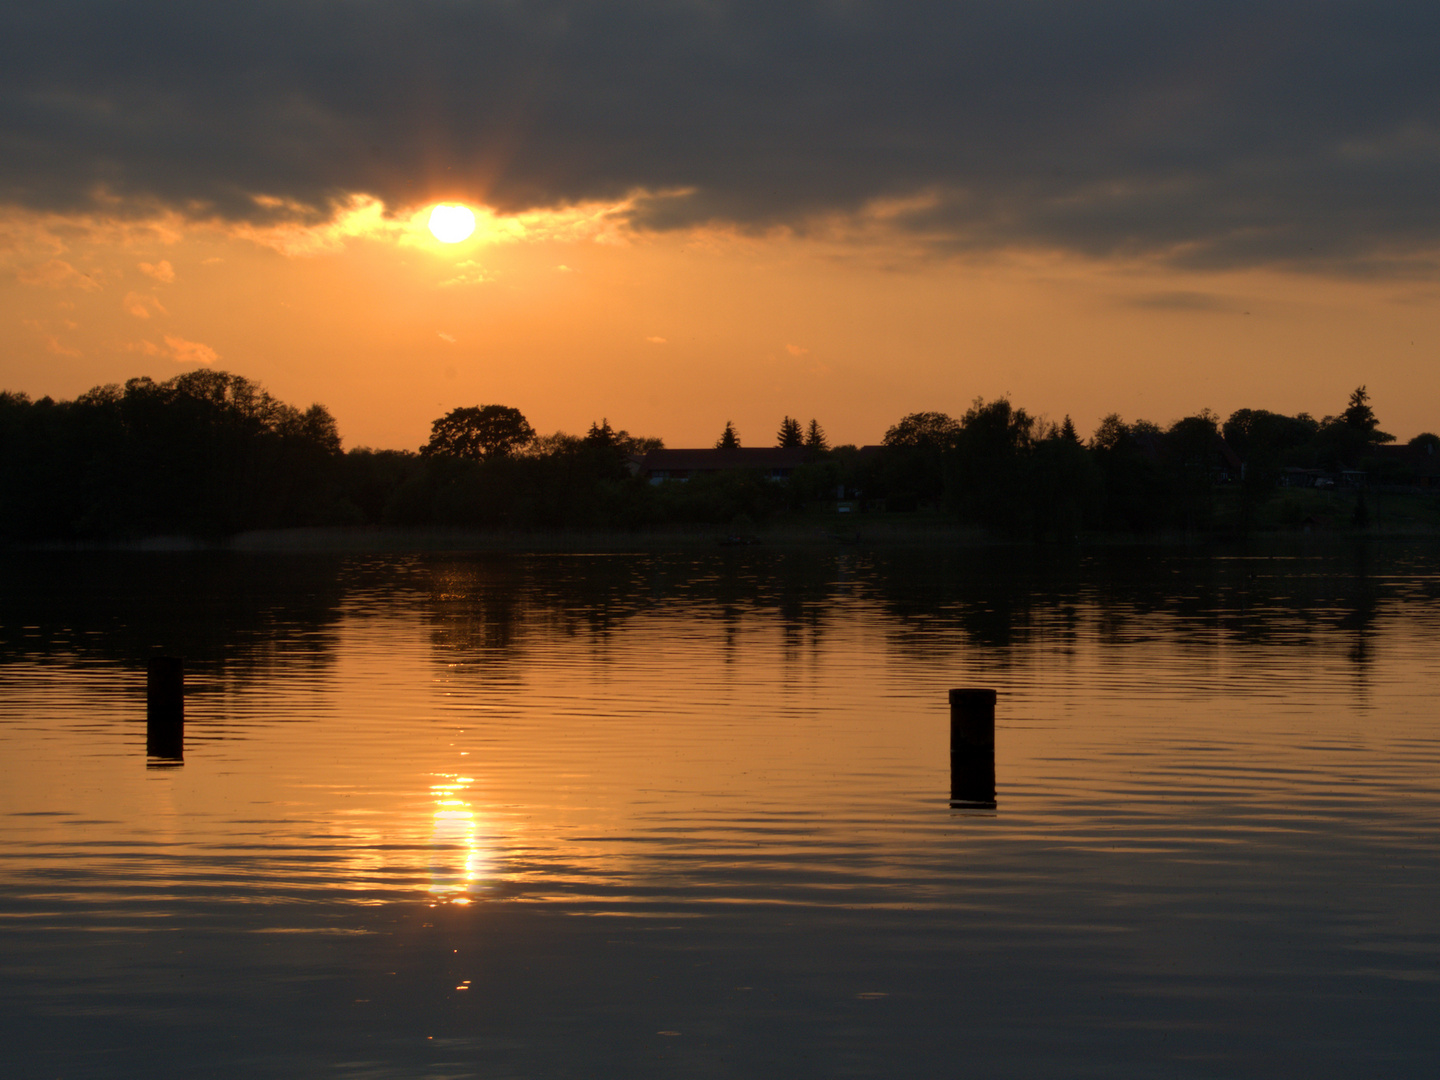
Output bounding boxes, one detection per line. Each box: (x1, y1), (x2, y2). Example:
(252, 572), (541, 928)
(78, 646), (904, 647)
(428, 204), (476, 243)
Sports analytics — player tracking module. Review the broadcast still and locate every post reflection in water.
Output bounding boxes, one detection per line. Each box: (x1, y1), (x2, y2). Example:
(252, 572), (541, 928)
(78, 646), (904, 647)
(427, 774), (490, 903)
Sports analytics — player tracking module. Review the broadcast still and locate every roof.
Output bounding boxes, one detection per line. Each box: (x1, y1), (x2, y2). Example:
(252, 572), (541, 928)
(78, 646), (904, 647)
(640, 447), (810, 472)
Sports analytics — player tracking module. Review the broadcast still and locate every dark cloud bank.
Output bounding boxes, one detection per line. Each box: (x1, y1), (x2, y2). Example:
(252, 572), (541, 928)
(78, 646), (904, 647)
(2, 1), (1437, 271)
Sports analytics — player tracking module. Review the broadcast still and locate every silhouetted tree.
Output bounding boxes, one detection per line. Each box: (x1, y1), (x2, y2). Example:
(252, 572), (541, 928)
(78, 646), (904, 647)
(1030, 422), (1099, 539)
(1313, 387), (1394, 468)
(422, 405), (535, 461)
(873, 412), (961, 508)
(804, 418), (828, 455)
(573, 418), (650, 481)
(619, 432), (665, 455)
(883, 411), (961, 451)
(1090, 413), (1129, 453)
(1345, 386), (1397, 464)
(1223, 409), (1317, 462)
(0, 369), (346, 539)
(715, 421), (741, 449)
(1089, 414), (1170, 532)
(948, 397), (1035, 533)
(776, 416), (803, 448)
(1223, 407), (1319, 530)
(586, 418), (617, 449)
(1343, 386), (1391, 443)
(1164, 410), (1222, 532)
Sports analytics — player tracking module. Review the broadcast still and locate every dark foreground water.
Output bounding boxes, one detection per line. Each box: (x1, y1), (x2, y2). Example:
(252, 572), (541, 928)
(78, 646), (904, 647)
(2, 542), (1438, 1078)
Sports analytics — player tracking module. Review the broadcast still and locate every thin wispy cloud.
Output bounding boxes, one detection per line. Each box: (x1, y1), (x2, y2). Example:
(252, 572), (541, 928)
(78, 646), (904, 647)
(43, 334), (81, 357)
(438, 261), (493, 288)
(16, 260), (101, 291)
(22, 318), (81, 357)
(1125, 291), (1248, 313)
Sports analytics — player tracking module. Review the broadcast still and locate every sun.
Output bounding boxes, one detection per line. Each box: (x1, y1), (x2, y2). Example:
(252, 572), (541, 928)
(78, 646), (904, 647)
(428, 203), (476, 243)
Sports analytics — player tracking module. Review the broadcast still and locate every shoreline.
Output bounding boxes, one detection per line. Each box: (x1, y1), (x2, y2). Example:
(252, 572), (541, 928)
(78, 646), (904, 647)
(9, 518), (1438, 554)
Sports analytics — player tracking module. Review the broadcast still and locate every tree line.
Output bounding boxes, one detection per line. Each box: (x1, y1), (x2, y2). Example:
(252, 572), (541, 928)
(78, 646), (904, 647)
(1, 371), (1433, 543)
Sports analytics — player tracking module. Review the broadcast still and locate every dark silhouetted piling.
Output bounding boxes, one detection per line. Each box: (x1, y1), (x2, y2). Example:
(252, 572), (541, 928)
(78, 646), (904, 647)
(949, 687), (995, 809)
(146, 656), (184, 761)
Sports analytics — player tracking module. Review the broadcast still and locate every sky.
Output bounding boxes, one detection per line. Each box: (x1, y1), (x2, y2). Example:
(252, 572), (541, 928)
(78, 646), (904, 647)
(3, 1), (1438, 450)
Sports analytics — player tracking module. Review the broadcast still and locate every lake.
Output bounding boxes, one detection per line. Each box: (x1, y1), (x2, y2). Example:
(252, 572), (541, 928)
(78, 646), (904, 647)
(2, 542), (1438, 1078)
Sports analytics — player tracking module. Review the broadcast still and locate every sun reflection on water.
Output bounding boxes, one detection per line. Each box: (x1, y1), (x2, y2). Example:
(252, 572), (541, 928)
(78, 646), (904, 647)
(428, 774), (490, 902)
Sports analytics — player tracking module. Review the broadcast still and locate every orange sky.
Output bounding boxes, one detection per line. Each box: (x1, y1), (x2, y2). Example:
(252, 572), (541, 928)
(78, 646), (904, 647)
(3, 199), (1436, 450)
(4, 4), (1438, 450)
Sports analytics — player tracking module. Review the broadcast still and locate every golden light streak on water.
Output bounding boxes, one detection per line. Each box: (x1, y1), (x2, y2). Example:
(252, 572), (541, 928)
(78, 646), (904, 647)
(428, 775), (489, 901)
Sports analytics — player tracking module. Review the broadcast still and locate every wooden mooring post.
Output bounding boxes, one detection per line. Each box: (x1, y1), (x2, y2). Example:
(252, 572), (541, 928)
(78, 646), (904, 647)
(949, 688), (995, 809)
(146, 656), (184, 762)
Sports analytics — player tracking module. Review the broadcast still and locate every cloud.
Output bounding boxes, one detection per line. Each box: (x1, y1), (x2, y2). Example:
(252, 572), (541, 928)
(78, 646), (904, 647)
(785, 344), (809, 356)
(123, 290), (166, 318)
(137, 260), (175, 283)
(1124, 291), (1250, 313)
(438, 260), (493, 287)
(128, 337), (215, 364)
(645, 336), (667, 344)
(16, 259), (101, 290)
(23, 318), (81, 356)
(2, 3), (1438, 273)
(438, 331), (457, 343)
(43, 334), (82, 357)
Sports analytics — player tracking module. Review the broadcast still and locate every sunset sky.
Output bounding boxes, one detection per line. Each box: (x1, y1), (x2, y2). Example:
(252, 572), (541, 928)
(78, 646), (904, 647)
(2, 2), (1437, 450)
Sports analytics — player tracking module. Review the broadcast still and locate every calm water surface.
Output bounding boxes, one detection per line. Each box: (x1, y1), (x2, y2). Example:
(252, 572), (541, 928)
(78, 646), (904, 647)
(2, 544), (1438, 1078)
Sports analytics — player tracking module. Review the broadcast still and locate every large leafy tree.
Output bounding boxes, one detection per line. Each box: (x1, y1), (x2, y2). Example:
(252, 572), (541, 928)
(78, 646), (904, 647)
(949, 397), (1036, 531)
(882, 411), (961, 452)
(1222, 407), (1319, 529)
(1089, 413), (1131, 453)
(422, 405), (535, 461)
(0, 368), (345, 539)
(872, 411), (961, 509)
(1222, 408), (1317, 462)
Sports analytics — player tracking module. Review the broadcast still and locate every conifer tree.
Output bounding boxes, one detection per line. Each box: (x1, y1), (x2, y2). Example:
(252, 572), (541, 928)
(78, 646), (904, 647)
(804, 419), (828, 453)
(1342, 386), (1394, 445)
(715, 421), (741, 449)
(776, 416), (803, 447)
(585, 418), (616, 447)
